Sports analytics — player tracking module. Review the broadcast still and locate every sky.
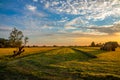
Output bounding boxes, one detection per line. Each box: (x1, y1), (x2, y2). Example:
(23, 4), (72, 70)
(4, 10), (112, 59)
(0, 0), (120, 46)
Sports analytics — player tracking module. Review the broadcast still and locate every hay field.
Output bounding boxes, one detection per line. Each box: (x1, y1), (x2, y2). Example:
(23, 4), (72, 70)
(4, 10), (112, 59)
(0, 47), (120, 80)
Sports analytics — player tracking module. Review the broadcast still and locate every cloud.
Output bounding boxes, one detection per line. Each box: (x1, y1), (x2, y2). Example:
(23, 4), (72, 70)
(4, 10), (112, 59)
(89, 23), (120, 35)
(64, 17), (89, 30)
(42, 0), (120, 14)
(41, 25), (53, 29)
(45, 2), (50, 8)
(64, 19), (120, 36)
(26, 5), (37, 12)
(72, 29), (108, 36)
(25, 4), (47, 17)
(41, 0), (120, 22)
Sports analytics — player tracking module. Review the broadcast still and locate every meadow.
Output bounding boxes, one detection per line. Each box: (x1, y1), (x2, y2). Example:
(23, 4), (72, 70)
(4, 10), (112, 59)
(0, 47), (120, 80)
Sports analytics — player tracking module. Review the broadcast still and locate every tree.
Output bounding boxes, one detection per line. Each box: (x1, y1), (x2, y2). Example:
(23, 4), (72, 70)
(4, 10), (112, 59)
(9, 28), (28, 58)
(90, 41), (95, 47)
(9, 28), (23, 47)
(100, 41), (118, 51)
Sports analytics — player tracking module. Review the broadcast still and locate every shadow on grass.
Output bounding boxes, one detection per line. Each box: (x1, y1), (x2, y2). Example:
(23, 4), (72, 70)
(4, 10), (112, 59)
(71, 48), (97, 58)
(0, 62), (48, 80)
(87, 50), (107, 55)
(1, 62), (120, 80)
(68, 72), (120, 80)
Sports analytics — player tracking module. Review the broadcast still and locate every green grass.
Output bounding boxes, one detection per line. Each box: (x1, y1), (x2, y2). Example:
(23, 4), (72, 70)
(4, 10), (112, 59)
(0, 47), (120, 80)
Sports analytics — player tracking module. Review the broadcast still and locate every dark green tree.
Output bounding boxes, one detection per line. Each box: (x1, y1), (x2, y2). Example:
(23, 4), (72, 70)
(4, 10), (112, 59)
(0, 38), (10, 48)
(91, 41), (95, 47)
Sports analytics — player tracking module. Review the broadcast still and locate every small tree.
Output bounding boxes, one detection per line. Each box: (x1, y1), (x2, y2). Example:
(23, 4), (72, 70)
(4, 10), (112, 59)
(9, 28), (28, 58)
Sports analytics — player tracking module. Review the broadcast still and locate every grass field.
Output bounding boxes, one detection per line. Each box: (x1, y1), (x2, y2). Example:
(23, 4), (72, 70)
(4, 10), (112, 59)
(0, 47), (120, 80)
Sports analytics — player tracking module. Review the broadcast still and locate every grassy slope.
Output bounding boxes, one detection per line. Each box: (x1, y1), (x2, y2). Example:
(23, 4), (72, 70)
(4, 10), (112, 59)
(0, 47), (120, 80)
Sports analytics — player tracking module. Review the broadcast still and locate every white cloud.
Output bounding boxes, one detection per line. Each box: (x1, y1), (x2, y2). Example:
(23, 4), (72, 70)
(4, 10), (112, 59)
(45, 2), (50, 8)
(42, 25), (53, 29)
(26, 5), (37, 12)
(25, 5), (46, 17)
(33, 0), (38, 2)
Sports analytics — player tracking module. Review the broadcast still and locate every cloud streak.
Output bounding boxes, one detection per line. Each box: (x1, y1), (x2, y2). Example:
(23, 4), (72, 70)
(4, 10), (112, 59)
(89, 23), (120, 35)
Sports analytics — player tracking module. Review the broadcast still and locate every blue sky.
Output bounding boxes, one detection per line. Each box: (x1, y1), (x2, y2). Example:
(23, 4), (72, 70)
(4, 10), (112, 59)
(0, 0), (120, 46)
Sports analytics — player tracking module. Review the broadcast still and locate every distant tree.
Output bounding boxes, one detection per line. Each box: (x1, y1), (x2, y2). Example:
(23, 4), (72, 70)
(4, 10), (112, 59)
(100, 41), (119, 51)
(0, 38), (6, 48)
(95, 43), (103, 47)
(42, 45), (46, 47)
(90, 41), (95, 47)
(53, 45), (57, 47)
(0, 38), (10, 48)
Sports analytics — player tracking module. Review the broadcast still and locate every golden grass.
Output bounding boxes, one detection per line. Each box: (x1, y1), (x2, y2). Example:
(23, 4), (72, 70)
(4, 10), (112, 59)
(76, 47), (100, 52)
(0, 47), (120, 79)
(97, 47), (120, 61)
(0, 47), (55, 57)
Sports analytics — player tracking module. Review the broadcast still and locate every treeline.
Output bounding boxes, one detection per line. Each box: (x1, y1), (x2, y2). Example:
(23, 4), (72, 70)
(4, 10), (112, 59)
(90, 41), (103, 47)
(0, 28), (28, 48)
(0, 38), (11, 48)
(90, 41), (119, 47)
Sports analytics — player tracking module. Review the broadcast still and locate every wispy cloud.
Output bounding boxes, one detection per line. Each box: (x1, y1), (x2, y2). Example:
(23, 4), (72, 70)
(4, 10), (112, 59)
(41, 0), (120, 25)
(42, 0), (120, 16)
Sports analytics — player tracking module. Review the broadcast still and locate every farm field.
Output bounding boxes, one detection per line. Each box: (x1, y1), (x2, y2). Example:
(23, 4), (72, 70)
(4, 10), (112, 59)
(0, 47), (120, 80)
